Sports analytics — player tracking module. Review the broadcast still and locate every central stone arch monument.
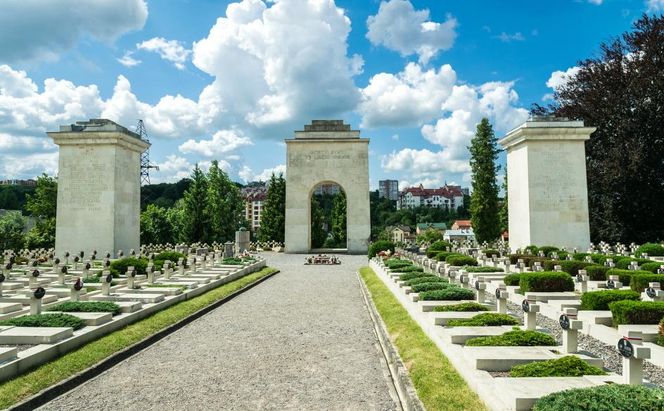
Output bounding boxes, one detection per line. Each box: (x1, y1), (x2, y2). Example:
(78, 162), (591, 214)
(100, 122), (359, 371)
(285, 120), (370, 254)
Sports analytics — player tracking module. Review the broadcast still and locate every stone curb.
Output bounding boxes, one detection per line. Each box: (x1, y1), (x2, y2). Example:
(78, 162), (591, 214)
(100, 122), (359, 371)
(7, 269), (280, 411)
(356, 271), (425, 411)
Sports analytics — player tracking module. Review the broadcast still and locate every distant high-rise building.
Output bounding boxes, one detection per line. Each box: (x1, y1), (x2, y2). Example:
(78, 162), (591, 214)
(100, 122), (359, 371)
(378, 179), (399, 201)
(241, 184), (268, 232)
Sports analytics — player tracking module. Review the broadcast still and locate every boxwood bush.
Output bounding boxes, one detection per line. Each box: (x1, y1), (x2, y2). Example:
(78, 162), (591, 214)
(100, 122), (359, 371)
(609, 300), (664, 325)
(585, 265), (610, 281)
(405, 276), (448, 286)
(446, 255), (478, 266)
(463, 266), (504, 273)
(508, 255), (549, 267)
(544, 260), (594, 275)
(580, 290), (641, 311)
(447, 313), (519, 327)
(426, 240), (452, 258)
(640, 262), (664, 274)
(636, 242), (664, 257)
(385, 260), (412, 269)
(109, 257), (147, 278)
(434, 251), (460, 262)
(532, 384), (664, 411)
(616, 257), (653, 270)
(503, 273), (521, 286)
(509, 355), (605, 378)
(432, 302), (490, 312)
(519, 271), (574, 293)
(572, 252), (590, 261)
(391, 266), (424, 273)
(482, 249), (500, 257)
(606, 268), (652, 286)
(537, 246), (559, 257)
(0, 313), (86, 330)
(419, 287), (475, 301)
(524, 245), (539, 255)
(46, 301), (121, 315)
(411, 282), (453, 293)
(368, 240), (395, 258)
(399, 272), (435, 281)
(465, 329), (556, 346)
(629, 273), (664, 292)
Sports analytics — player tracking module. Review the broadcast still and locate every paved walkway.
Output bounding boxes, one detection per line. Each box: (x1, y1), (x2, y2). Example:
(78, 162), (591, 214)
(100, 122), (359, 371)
(40, 253), (397, 411)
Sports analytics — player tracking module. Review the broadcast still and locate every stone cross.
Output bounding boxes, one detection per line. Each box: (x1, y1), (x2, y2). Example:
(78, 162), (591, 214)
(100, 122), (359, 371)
(101, 270), (113, 296)
(496, 285), (508, 314)
(475, 279), (486, 304)
(70, 278), (84, 302)
(607, 275), (622, 289)
(58, 265), (68, 285)
(126, 266), (136, 289)
(620, 331), (651, 385)
(30, 287), (46, 315)
(577, 270), (589, 293)
(522, 296), (539, 331)
(29, 268), (40, 289)
(146, 262), (155, 284)
(560, 308), (582, 353)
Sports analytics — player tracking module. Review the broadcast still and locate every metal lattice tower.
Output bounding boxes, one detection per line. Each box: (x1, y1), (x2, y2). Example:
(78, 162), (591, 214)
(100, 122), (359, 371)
(137, 120), (158, 185)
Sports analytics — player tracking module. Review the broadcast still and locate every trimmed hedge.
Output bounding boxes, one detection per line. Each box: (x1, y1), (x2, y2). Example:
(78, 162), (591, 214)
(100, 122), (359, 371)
(636, 242), (664, 257)
(109, 257), (147, 278)
(463, 266), (504, 273)
(447, 313), (519, 327)
(465, 329), (556, 346)
(446, 255), (478, 266)
(411, 282), (453, 293)
(0, 313), (85, 330)
(428, 240), (452, 252)
(537, 246), (559, 257)
(482, 249), (500, 257)
(580, 290), (641, 311)
(616, 257), (652, 270)
(419, 288), (475, 301)
(523, 245), (539, 255)
(630, 273), (664, 292)
(606, 268), (652, 286)
(369, 240), (396, 258)
(584, 265), (610, 281)
(503, 273), (521, 286)
(432, 302), (490, 312)
(609, 300), (664, 325)
(391, 266), (424, 273)
(532, 384), (664, 411)
(434, 251), (460, 262)
(510, 355), (605, 378)
(405, 276), (448, 286)
(385, 259), (412, 269)
(572, 252), (591, 261)
(543, 260), (594, 275)
(508, 255), (549, 268)
(399, 272), (435, 281)
(46, 301), (121, 315)
(519, 271), (574, 293)
(641, 262), (664, 274)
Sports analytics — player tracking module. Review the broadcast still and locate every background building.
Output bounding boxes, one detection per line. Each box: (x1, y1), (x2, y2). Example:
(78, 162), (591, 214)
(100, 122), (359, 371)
(397, 184), (465, 210)
(378, 179), (399, 201)
(241, 185), (268, 232)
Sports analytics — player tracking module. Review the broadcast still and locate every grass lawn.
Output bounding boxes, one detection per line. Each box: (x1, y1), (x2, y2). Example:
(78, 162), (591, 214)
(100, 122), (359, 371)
(359, 266), (487, 411)
(0, 267), (278, 409)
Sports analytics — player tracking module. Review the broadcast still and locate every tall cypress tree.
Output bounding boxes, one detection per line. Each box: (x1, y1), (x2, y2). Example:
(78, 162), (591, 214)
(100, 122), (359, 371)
(258, 173), (286, 242)
(310, 196), (326, 248)
(331, 190), (347, 247)
(469, 118), (501, 243)
(207, 160), (243, 242)
(182, 164), (209, 243)
(499, 174), (508, 233)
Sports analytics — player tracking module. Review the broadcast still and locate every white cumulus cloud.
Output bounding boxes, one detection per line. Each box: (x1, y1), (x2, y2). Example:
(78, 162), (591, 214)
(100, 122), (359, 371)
(137, 37), (191, 70)
(543, 66), (580, 100)
(366, 0), (457, 64)
(178, 129), (253, 157)
(647, 0), (664, 11)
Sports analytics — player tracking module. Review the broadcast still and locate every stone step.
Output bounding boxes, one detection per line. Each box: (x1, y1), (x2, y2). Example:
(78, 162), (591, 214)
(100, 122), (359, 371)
(618, 324), (659, 343)
(0, 346), (17, 363)
(118, 286), (182, 296)
(577, 310), (613, 326)
(463, 346), (603, 371)
(115, 301), (142, 313)
(0, 302), (22, 314)
(0, 326), (73, 344)
(89, 293), (165, 304)
(432, 311), (499, 326)
(0, 294), (58, 305)
(439, 326), (515, 345)
(49, 311), (112, 326)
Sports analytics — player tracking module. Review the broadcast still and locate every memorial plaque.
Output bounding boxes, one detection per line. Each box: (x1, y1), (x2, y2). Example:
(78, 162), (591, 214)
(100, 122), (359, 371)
(105, 273), (113, 283)
(606, 279), (615, 289)
(74, 278), (84, 291)
(522, 299), (530, 313)
(495, 289), (503, 299)
(559, 314), (570, 330)
(474, 280), (481, 291)
(646, 287), (657, 299)
(61, 266), (68, 274)
(0, 273), (4, 282)
(33, 287), (46, 299)
(31, 269), (40, 278)
(618, 338), (634, 358)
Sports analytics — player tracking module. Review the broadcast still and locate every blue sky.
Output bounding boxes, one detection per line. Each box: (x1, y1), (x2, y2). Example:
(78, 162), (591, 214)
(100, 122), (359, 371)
(1, 0), (661, 189)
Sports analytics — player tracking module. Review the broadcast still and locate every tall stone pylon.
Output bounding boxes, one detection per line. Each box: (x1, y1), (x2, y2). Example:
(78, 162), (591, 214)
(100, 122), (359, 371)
(48, 119), (149, 258)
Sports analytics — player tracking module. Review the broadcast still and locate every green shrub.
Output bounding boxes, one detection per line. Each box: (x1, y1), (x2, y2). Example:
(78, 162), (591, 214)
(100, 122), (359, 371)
(465, 329), (556, 346)
(405, 276), (448, 286)
(222, 258), (244, 265)
(572, 252), (591, 261)
(385, 260), (412, 269)
(580, 290), (641, 310)
(519, 271), (574, 293)
(658, 318), (664, 347)
(606, 268), (652, 286)
(154, 251), (187, 263)
(636, 242), (664, 257)
(419, 287), (475, 301)
(532, 384), (664, 411)
(523, 245), (539, 255)
(412, 282), (453, 293)
(630, 273), (664, 292)
(585, 265), (610, 281)
(432, 302), (490, 312)
(538, 246), (559, 257)
(434, 251), (460, 261)
(0, 313), (85, 330)
(616, 257), (652, 270)
(609, 300), (664, 325)
(46, 301), (121, 315)
(391, 266), (423, 273)
(503, 273), (521, 286)
(428, 240), (452, 252)
(510, 355), (605, 377)
(508, 255), (548, 267)
(399, 272), (436, 281)
(544, 260), (594, 275)
(463, 266), (504, 273)
(447, 313), (519, 327)
(482, 249), (500, 257)
(590, 254), (619, 265)
(557, 251), (569, 260)
(446, 255), (478, 266)
(368, 240), (395, 258)
(109, 257), (147, 278)
(640, 262), (664, 274)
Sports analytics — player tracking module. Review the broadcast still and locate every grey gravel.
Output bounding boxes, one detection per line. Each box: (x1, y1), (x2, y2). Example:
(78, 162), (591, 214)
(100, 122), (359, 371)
(39, 253), (397, 411)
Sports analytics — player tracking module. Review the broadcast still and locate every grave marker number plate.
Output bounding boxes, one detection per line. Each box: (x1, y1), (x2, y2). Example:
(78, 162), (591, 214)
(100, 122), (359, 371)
(105, 273), (113, 283)
(74, 278), (83, 291)
(495, 289), (502, 299)
(474, 280), (481, 291)
(34, 287), (46, 299)
(559, 314), (570, 330)
(606, 279), (615, 289)
(522, 299), (530, 313)
(646, 287), (657, 299)
(0, 273), (4, 282)
(618, 338), (634, 358)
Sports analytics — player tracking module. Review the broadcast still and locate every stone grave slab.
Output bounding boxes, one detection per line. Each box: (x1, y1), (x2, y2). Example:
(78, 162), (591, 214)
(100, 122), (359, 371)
(49, 312), (112, 326)
(0, 346), (18, 363)
(0, 327), (73, 344)
(577, 310), (613, 326)
(617, 324), (659, 343)
(0, 295), (58, 305)
(0, 282), (23, 290)
(524, 292), (579, 303)
(418, 300), (477, 312)
(463, 346), (603, 371)
(432, 311), (496, 326)
(43, 288), (88, 298)
(547, 299), (582, 311)
(441, 326), (513, 344)
(0, 303), (22, 314)
(90, 293), (165, 304)
(115, 301), (142, 313)
(158, 278), (204, 287)
(118, 286), (182, 296)
(586, 280), (608, 291)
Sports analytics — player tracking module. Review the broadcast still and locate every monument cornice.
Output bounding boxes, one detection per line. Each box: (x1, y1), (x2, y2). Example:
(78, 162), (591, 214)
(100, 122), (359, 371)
(499, 127), (596, 150)
(47, 131), (150, 153)
(285, 138), (370, 144)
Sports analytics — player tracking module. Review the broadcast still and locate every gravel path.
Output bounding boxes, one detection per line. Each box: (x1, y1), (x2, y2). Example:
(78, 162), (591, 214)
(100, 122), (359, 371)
(39, 253), (397, 411)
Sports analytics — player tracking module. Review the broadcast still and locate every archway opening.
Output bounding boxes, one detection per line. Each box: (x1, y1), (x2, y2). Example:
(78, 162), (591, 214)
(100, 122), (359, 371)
(310, 182), (347, 251)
